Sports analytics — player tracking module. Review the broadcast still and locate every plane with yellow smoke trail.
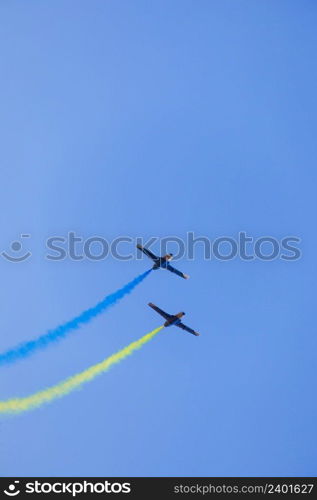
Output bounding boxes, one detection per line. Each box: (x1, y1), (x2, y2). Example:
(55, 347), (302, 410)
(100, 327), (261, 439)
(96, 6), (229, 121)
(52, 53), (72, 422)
(148, 303), (200, 336)
(0, 306), (200, 415)
(0, 326), (163, 415)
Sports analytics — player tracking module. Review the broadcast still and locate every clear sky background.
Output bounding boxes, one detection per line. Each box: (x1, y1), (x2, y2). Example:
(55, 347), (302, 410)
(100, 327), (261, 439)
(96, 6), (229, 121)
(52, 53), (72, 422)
(0, 1), (316, 477)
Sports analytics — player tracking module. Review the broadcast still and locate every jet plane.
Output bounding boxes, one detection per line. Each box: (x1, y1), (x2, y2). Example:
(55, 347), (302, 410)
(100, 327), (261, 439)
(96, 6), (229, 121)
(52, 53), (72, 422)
(137, 244), (189, 279)
(149, 302), (200, 336)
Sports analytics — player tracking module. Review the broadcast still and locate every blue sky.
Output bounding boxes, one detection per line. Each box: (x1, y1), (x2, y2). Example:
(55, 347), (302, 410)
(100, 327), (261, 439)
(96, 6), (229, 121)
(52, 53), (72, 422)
(0, 0), (316, 476)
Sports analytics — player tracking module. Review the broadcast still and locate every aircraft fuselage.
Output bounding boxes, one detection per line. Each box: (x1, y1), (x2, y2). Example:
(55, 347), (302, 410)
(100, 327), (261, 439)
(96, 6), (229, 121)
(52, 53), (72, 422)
(152, 257), (170, 270)
(164, 312), (185, 327)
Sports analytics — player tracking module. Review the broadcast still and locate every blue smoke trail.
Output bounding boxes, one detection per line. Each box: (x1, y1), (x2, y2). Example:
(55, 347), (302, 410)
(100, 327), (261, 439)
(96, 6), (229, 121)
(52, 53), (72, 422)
(0, 270), (151, 366)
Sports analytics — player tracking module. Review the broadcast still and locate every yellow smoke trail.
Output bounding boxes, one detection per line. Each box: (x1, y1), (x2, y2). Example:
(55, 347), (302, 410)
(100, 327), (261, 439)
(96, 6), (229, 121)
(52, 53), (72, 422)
(0, 326), (163, 415)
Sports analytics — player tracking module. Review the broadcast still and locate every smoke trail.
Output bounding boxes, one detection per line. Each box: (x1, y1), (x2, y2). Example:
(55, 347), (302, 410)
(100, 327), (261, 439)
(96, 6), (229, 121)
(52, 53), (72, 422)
(0, 270), (151, 366)
(0, 326), (163, 414)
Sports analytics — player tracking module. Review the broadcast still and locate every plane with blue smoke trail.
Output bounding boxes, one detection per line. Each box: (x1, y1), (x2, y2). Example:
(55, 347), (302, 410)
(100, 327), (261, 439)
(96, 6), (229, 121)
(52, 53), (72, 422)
(0, 270), (151, 366)
(148, 303), (200, 336)
(137, 244), (189, 279)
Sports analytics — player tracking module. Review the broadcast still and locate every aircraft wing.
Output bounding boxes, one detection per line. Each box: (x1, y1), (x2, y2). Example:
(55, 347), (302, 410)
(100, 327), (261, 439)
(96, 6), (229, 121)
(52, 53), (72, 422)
(148, 302), (172, 320)
(137, 244), (157, 261)
(177, 322), (200, 336)
(166, 264), (189, 279)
